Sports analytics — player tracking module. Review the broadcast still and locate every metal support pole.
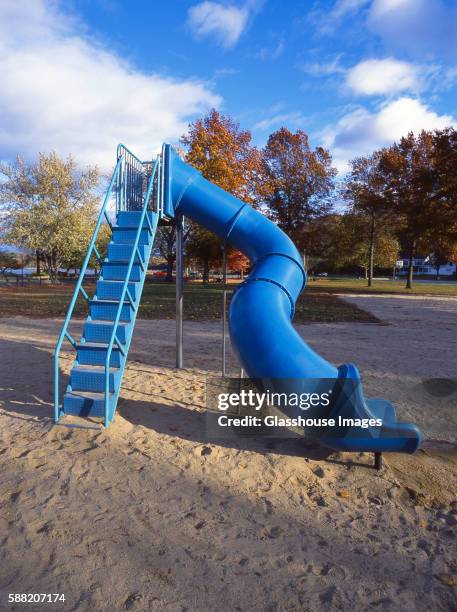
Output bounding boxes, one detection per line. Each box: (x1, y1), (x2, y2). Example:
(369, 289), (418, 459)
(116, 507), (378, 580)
(237, 367), (245, 414)
(374, 452), (383, 470)
(176, 214), (184, 369)
(222, 243), (227, 377)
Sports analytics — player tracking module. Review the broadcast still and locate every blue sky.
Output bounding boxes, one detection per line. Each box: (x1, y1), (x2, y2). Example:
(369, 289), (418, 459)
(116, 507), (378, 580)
(1, 0), (456, 172)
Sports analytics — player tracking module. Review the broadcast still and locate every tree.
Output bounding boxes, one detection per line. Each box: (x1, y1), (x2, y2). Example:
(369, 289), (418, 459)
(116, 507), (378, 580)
(0, 251), (20, 283)
(0, 152), (100, 282)
(380, 131), (436, 289)
(185, 226), (222, 283)
(426, 236), (457, 279)
(259, 128), (336, 255)
(325, 213), (399, 278)
(156, 224), (176, 282)
(227, 248), (250, 279)
(181, 108), (261, 203)
(381, 129), (457, 288)
(344, 151), (392, 286)
(156, 221), (192, 282)
(425, 128), (457, 278)
(181, 109), (261, 281)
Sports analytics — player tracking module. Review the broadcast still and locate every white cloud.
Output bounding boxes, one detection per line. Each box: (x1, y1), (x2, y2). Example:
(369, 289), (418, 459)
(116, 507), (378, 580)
(370, 0), (412, 17)
(0, 0), (220, 170)
(255, 40), (285, 61)
(187, 2), (250, 48)
(346, 58), (420, 95)
(322, 97), (455, 172)
(330, 0), (371, 20)
(368, 0), (457, 59)
(253, 112), (306, 132)
(301, 56), (346, 77)
(312, 0), (370, 35)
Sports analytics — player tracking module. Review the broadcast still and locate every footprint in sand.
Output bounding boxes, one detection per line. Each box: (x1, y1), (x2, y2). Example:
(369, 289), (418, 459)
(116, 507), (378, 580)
(124, 592), (147, 611)
(10, 490), (21, 503)
(303, 562), (349, 585)
(265, 526), (282, 539)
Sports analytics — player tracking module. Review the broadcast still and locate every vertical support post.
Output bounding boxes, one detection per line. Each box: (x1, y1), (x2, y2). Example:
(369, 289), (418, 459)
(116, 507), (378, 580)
(222, 243), (227, 377)
(54, 357), (59, 424)
(374, 452), (383, 470)
(176, 214), (184, 369)
(237, 367), (245, 414)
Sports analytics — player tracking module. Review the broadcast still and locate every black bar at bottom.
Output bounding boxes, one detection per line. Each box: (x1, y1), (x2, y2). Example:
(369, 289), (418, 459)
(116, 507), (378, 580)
(374, 452), (383, 470)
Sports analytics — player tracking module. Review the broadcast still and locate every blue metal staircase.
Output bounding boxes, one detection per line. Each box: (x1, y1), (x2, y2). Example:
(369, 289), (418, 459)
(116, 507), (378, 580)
(54, 145), (165, 427)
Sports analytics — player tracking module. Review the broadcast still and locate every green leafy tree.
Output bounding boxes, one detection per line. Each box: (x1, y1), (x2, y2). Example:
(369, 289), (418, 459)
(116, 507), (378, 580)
(381, 129), (457, 288)
(380, 132), (436, 289)
(0, 152), (100, 283)
(325, 213), (399, 278)
(426, 236), (457, 279)
(344, 151), (393, 286)
(424, 128), (457, 278)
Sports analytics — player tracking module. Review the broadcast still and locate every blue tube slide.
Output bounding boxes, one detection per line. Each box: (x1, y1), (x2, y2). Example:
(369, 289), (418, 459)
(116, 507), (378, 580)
(165, 146), (422, 453)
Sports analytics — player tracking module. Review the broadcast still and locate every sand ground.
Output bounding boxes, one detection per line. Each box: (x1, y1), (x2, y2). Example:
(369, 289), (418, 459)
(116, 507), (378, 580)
(0, 294), (456, 611)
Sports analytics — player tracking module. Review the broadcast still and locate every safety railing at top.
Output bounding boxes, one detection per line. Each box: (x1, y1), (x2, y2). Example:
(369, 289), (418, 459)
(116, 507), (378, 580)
(54, 145), (164, 425)
(101, 155), (160, 426)
(116, 144), (156, 213)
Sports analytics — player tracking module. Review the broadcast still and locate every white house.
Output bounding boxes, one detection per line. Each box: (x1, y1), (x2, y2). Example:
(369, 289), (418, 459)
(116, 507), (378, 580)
(397, 255), (456, 277)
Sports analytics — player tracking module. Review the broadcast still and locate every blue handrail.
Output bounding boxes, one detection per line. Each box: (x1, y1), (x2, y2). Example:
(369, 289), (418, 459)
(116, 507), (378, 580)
(54, 156), (123, 423)
(102, 156), (160, 426)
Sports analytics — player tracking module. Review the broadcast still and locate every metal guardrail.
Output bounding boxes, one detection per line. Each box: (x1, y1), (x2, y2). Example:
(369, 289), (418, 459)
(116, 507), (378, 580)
(54, 144), (163, 425)
(102, 156), (159, 426)
(54, 155), (123, 423)
(116, 144), (150, 213)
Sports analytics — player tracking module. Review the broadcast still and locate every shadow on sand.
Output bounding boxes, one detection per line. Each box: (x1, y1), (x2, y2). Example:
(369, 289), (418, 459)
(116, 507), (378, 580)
(0, 336), (376, 468)
(0, 338), (65, 422)
(118, 396), (378, 469)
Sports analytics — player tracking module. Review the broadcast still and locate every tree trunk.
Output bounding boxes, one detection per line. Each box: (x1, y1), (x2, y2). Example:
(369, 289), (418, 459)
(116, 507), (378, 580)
(36, 250), (41, 276)
(166, 258), (174, 283)
(46, 252), (59, 284)
(368, 216), (375, 287)
(202, 257), (209, 284)
(406, 243), (415, 289)
(166, 240), (175, 282)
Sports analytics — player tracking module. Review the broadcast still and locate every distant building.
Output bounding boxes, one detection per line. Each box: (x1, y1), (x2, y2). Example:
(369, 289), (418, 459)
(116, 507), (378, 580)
(396, 255), (456, 277)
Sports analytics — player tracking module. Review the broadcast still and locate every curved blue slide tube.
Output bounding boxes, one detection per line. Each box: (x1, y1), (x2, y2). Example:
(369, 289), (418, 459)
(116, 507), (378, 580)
(166, 146), (422, 453)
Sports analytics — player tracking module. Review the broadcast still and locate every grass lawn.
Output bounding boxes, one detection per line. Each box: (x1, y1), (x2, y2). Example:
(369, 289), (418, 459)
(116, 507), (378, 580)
(0, 280), (379, 323)
(309, 277), (457, 296)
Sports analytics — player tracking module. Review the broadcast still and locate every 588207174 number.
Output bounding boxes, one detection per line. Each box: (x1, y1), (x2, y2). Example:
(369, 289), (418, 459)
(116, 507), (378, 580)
(8, 594), (65, 604)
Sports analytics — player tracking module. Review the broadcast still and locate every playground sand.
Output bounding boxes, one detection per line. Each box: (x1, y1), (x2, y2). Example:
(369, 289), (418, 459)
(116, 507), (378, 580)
(0, 295), (457, 610)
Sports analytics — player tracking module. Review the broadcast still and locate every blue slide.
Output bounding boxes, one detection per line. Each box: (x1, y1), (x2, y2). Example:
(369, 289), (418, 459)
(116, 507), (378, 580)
(165, 145), (422, 454)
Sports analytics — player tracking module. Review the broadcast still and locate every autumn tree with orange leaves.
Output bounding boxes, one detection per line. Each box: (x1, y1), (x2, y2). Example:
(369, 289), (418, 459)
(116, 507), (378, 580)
(259, 128), (337, 258)
(181, 109), (261, 282)
(227, 249), (250, 279)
